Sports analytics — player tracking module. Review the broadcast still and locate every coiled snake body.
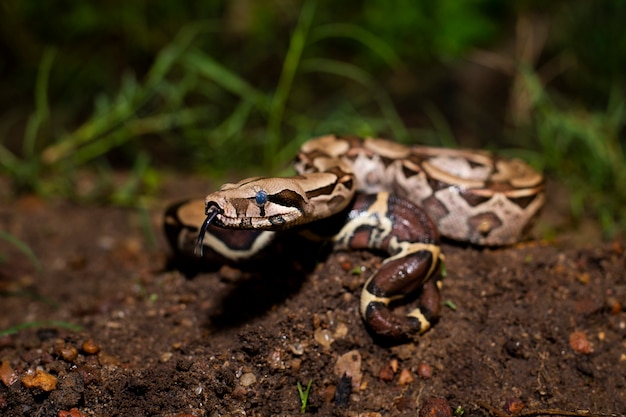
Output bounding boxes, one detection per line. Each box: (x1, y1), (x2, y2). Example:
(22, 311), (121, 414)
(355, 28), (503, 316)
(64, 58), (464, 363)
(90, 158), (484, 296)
(165, 135), (545, 340)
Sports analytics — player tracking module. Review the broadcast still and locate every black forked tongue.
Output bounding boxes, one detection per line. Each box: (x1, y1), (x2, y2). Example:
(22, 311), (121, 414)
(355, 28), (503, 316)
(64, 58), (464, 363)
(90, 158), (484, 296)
(194, 204), (222, 257)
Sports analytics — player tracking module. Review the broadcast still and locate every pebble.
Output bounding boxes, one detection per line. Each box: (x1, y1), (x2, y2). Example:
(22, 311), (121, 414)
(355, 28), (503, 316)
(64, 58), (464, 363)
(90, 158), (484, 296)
(239, 372), (257, 387)
(57, 408), (87, 417)
(569, 330), (592, 354)
(378, 364), (394, 382)
(334, 350), (362, 391)
(160, 352), (173, 363)
(287, 358), (302, 372)
(314, 329), (334, 349)
(60, 347), (79, 362)
(288, 342), (304, 355)
(417, 362), (434, 379)
(333, 322), (349, 339)
(21, 369), (58, 391)
(0, 361), (18, 387)
(267, 349), (285, 369)
(503, 397), (525, 414)
(419, 397), (453, 417)
(82, 339), (100, 355)
(397, 368), (415, 385)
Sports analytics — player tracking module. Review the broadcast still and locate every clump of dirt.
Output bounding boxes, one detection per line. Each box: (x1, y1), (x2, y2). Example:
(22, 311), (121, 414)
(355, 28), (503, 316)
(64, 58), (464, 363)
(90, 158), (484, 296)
(0, 178), (625, 416)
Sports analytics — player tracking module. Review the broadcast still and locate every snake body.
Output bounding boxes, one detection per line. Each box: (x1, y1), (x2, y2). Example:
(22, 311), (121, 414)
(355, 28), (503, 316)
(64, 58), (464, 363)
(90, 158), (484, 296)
(165, 135), (545, 340)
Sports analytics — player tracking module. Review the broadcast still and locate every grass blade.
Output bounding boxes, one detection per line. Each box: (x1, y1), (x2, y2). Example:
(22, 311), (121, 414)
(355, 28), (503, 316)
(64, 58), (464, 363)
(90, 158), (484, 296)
(0, 231), (41, 271)
(266, 0), (317, 169)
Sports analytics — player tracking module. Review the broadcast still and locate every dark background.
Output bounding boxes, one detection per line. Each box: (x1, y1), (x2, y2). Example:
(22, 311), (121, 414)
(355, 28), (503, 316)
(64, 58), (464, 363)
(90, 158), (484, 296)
(0, 0), (624, 236)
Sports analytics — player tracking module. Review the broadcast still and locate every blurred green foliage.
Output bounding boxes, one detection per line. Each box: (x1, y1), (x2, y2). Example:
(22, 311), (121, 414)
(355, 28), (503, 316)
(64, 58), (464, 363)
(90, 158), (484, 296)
(0, 0), (624, 238)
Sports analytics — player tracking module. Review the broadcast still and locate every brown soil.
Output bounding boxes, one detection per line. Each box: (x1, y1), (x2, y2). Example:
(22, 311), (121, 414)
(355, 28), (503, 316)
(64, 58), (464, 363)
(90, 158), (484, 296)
(0, 175), (625, 417)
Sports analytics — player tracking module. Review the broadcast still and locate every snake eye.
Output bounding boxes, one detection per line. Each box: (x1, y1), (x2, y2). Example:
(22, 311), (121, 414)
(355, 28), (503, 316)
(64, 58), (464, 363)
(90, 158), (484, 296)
(255, 190), (268, 206)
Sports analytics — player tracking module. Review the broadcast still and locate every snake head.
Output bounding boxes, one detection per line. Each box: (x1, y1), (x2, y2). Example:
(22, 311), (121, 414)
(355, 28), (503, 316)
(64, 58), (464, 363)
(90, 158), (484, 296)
(201, 176), (317, 231)
(195, 171), (352, 254)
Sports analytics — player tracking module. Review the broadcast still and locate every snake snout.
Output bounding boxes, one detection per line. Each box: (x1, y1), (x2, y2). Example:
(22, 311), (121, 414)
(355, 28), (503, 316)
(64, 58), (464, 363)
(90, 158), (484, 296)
(204, 201), (224, 216)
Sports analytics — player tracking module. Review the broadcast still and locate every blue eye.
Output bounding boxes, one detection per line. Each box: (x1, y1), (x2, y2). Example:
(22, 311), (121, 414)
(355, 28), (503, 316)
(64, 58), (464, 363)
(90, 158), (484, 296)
(255, 190), (268, 205)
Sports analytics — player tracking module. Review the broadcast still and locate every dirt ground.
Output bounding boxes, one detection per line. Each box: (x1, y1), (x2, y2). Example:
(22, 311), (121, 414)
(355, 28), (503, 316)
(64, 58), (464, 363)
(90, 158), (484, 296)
(0, 175), (625, 417)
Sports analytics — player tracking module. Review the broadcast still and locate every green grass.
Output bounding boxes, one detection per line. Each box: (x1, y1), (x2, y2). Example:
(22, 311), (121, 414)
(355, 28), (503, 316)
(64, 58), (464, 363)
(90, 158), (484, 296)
(0, 231), (41, 271)
(0, 1), (409, 202)
(514, 69), (626, 239)
(0, 2), (624, 239)
(297, 379), (313, 413)
(0, 321), (83, 338)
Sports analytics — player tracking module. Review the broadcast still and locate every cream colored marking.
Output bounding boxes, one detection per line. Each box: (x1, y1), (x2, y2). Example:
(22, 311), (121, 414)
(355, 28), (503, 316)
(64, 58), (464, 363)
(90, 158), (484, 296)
(359, 278), (403, 316)
(422, 157), (489, 188)
(333, 192), (393, 249)
(385, 238), (442, 280)
(363, 137), (411, 158)
(199, 230), (276, 261)
(492, 159), (544, 188)
(299, 134), (350, 156)
(406, 308), (431, 333)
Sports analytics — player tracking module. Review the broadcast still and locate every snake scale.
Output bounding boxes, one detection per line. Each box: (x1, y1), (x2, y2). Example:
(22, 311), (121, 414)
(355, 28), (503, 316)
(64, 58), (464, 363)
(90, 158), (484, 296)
(165, 135), (545, 340)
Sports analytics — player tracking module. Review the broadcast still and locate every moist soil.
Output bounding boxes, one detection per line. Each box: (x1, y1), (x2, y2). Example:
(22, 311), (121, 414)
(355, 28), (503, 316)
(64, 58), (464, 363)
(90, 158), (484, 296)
(0, 175), (625, 417)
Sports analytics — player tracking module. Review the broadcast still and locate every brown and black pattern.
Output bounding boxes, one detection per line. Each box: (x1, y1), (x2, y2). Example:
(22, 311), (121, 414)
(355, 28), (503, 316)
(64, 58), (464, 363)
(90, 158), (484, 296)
(165, 134), (544, 340)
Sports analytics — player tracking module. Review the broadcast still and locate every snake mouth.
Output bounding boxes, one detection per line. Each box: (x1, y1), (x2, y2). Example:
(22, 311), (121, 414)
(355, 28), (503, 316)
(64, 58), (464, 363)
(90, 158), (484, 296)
(194, 203), (224, 257)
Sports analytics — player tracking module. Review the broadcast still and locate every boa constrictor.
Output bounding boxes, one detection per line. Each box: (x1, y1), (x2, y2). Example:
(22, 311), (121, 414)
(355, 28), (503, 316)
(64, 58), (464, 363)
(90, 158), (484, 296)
(165, 135), (545, 340)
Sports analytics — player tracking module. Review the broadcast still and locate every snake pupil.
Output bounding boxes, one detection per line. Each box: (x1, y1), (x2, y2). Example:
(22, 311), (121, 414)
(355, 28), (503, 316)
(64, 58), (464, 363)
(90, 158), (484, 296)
(255, 190), (268, 206)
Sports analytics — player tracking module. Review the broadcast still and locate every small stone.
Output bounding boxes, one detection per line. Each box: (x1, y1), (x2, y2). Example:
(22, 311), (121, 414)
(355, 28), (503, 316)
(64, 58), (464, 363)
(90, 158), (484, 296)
(314, 329), (334, 349)
(333, 322), (348, 339)
(240, 372), (257, 386)
(569, 331), (592, 354)
(287, 358), (302, 372)
(334, 350), (362, 391)
(60, 347), (79, 362)
(322, 384), (336, 403)
(503, 397), (525, 414)
(21, 369), (58, 391)
(0, 361), (18, 387)
(288, 342), (304, 355)
(267, 348), (285, 370)
(379, 364), (394, 382)
(232, 385), (247, 399)
(82, 339), (100, 355)
(160, 352), (173, 363)
(417, 362), (433, 379)
(57, 408), (87, 417)
(397, 368), (415, 385)
(419, 397), (453, 417)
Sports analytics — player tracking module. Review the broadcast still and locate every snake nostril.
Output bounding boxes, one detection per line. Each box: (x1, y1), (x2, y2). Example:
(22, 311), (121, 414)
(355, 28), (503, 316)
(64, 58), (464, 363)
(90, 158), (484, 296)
(204, 202), (224, 215)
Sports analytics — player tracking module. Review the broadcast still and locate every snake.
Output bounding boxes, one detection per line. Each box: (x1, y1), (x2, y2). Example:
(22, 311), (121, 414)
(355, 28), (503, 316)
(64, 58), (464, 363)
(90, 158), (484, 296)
(164, 135), (545, 340)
